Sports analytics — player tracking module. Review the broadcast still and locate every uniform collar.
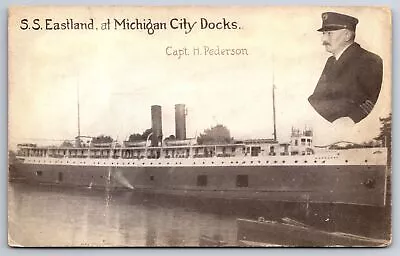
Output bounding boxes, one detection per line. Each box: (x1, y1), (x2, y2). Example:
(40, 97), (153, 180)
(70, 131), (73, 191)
(334, 42), (354, 60)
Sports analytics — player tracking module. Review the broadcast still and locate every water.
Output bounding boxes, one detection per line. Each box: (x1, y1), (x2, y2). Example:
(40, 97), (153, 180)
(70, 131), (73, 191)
(8, 182), (391, 247)
(8, 183), (237, 247)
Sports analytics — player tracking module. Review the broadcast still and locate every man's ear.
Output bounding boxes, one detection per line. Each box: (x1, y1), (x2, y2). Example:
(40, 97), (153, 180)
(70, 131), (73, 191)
(345, 29), (354, 42)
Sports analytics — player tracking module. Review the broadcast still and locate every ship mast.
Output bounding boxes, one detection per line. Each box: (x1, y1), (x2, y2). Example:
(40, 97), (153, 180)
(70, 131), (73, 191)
(272, 58), (277, 142)
(272, 75), (276, 141)
(76, 81), (81, 147)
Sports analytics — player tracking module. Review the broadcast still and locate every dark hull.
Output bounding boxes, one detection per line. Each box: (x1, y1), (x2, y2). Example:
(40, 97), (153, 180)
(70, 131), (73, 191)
(10, 161), (387, 207)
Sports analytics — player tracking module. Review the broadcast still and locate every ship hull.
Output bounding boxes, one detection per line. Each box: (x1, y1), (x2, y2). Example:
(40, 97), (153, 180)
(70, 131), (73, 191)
(10, 161), (387, 207)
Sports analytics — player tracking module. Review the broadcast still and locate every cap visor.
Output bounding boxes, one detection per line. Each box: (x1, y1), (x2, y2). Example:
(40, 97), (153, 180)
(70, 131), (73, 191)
(317, 25), (348, 32)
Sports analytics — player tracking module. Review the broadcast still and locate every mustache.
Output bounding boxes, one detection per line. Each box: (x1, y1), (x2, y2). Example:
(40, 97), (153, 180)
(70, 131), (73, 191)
(322, 42), (331, 46)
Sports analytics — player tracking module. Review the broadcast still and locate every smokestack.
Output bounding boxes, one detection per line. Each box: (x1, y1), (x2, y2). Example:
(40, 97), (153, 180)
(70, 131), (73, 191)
(151, 105), (162, 146)
(175, 104), (186, 140)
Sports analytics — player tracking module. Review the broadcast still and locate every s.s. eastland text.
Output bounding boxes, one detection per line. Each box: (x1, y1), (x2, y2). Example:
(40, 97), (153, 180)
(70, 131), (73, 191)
(18, 18), (241, 34)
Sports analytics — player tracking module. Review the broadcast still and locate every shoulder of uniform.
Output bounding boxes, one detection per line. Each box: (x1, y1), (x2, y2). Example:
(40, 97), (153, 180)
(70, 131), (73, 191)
(358, 45), (382, 60)
(356, 45), (383, 66)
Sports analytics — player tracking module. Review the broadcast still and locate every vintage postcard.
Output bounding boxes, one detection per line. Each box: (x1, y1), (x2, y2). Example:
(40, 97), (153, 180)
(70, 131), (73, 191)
(8, 6), (392, 247)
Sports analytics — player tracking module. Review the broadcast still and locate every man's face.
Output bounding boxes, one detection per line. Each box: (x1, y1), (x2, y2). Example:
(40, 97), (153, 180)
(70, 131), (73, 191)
(321, 29), (350, 55)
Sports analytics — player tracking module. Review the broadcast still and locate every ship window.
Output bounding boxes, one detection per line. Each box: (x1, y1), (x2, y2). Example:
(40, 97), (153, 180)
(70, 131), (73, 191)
(236, 175), (248, 187)
(150, 175), (154, 181)
(35, 171), (43, 176)
(197, 175), (207, 187)
(295, 140), (298, 146)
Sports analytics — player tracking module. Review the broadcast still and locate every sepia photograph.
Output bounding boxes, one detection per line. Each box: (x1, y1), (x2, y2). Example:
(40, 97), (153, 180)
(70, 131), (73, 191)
(8, 6), (392, 247)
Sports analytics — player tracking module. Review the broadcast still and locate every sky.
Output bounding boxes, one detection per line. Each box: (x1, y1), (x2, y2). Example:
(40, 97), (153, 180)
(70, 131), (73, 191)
(8, 6), (392, 148)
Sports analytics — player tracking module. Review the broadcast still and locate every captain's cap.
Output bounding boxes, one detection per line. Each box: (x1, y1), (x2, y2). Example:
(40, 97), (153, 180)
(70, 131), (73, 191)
(317, 12), (359, 32)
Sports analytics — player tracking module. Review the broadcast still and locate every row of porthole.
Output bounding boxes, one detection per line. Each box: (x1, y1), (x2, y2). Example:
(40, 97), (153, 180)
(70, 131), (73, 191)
(28, 159), (367, 165)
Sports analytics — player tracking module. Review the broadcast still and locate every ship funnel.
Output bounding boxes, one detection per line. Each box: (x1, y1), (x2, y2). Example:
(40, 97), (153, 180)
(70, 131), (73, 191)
(175, 104), (186, 140)
(151, 105), (163, 146)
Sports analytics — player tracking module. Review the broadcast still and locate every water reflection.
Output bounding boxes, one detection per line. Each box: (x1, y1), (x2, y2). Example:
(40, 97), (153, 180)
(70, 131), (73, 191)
(8, 182), (390, 247)
(8, 183), (237, 246)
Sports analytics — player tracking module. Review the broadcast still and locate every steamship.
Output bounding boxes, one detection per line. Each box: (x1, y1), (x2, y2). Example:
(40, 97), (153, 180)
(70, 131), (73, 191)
(10, 99), (388, 207)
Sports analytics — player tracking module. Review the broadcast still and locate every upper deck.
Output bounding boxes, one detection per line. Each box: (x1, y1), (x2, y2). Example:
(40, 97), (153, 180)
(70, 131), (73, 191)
(15, 140), (388, 167)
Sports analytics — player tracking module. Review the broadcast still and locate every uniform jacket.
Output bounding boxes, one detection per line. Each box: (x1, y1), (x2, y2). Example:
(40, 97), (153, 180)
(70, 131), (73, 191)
(308, 43), (383, 123)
